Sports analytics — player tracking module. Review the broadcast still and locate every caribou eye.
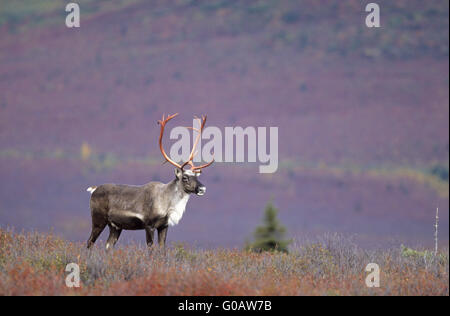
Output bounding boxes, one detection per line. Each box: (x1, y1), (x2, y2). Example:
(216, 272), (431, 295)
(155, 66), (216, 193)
(182, 175), (189, 182)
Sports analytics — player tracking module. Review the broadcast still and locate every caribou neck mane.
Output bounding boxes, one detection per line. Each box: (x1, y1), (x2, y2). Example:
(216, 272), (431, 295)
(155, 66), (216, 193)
(164, 178), (190, 226)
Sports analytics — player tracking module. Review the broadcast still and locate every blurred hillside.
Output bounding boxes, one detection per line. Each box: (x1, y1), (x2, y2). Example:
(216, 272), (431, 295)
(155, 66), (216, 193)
(0, 0), (448, 248)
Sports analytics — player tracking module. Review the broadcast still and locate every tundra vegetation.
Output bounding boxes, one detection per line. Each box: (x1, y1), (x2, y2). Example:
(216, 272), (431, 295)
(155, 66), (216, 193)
(0, 228), (448, 296)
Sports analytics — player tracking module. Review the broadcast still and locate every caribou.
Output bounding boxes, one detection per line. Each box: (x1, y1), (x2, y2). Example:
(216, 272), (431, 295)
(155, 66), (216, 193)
(86, 113), (214, 250)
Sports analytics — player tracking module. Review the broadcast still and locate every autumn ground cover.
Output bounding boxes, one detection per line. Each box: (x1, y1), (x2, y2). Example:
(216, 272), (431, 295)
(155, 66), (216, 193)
(0, 0), (448, 249)
(0, 228), (447, 296)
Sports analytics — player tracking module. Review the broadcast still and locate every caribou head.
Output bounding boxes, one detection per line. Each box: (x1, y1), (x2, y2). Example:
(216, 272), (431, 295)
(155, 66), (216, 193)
(158, 113), (213, 196)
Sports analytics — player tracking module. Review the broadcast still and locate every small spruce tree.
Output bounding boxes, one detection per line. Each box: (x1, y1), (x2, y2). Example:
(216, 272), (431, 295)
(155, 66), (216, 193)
(246, 202), (291, 253)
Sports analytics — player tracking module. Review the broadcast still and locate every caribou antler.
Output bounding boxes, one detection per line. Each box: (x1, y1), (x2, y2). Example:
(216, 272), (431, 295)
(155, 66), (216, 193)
(158, 113), (214, 172)
(158, 113), (182, 169)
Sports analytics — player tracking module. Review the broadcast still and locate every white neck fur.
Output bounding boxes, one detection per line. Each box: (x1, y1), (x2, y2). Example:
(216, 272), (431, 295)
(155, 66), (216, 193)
(168, 193), (190, 226)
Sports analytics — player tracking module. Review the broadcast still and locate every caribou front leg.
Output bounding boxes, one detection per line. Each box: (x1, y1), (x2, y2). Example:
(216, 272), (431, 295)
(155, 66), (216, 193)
(145, 226), (154, 248)
(158, 225), (168, 248)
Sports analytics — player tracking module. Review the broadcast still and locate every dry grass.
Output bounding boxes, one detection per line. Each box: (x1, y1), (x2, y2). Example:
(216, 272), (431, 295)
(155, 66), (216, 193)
(0, 229), (448, 296)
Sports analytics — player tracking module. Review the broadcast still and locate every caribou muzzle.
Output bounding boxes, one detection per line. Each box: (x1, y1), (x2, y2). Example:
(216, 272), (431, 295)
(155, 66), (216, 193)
(196, 185), (206, 196)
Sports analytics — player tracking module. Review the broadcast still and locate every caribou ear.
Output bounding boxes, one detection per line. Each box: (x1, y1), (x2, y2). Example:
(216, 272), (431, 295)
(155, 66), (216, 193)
(175, 168), (183, 180)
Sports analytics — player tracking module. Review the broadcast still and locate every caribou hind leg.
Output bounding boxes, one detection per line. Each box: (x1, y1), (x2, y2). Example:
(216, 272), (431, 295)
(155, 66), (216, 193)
(105, 225), (122, 250)
(87, 222), (106, 249)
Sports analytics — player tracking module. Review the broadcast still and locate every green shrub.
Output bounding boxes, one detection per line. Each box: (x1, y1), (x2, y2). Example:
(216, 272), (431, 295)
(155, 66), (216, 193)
(246, 202), (291, 253)
(401, 245), (433, 260)
(430, 164), (449, 182)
